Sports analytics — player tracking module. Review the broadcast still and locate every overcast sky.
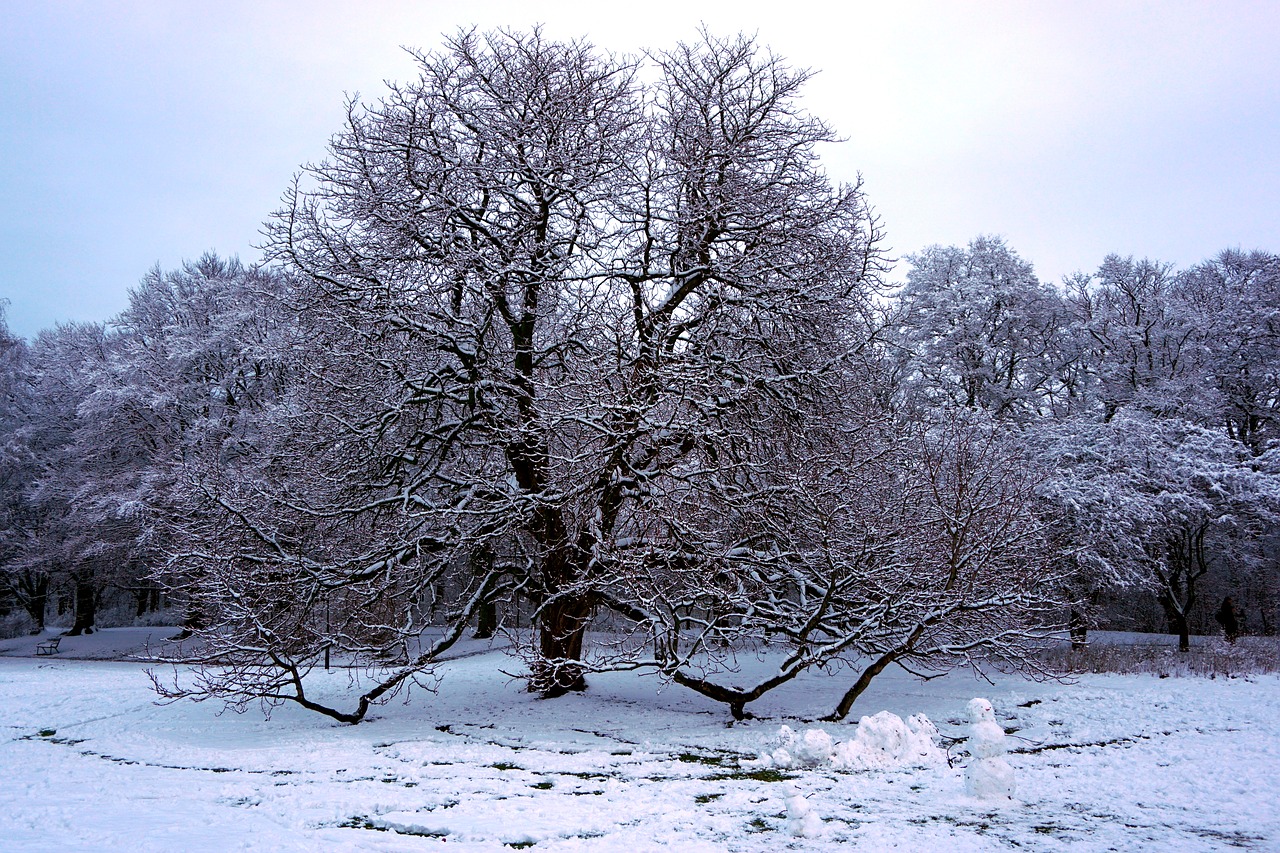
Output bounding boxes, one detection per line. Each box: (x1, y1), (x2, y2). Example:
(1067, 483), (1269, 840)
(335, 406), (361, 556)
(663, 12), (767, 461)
(2, 0), (1277, 338)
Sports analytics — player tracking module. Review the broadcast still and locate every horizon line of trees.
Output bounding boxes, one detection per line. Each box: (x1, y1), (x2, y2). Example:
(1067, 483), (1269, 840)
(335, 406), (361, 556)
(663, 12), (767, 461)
(2, 29), (1278, 722)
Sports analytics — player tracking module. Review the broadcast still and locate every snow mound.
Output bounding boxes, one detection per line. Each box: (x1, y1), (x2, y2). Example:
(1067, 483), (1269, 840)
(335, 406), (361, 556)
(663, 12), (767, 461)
(833, 711), (945, 770)
(747, 712), (944, 772)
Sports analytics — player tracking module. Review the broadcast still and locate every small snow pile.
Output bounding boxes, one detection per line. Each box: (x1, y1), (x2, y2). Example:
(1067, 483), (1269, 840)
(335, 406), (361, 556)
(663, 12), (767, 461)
(754, 725), (833, 768)
(746, 712), (944, 772)
(964, 697), (1016, 800)
(833, 711), (945, 771)
(783, 783), (823, 838)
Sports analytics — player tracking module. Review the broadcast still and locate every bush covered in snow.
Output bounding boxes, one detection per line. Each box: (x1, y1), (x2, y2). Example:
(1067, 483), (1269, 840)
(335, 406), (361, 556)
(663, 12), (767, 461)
(0, 610), (35, 639)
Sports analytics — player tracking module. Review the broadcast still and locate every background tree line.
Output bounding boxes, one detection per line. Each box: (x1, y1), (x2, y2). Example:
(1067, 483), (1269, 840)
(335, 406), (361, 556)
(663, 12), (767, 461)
(1, 30), (1277, 721)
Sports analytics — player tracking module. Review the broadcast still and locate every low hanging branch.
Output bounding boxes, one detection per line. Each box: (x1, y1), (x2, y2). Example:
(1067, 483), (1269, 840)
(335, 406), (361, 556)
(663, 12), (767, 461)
(150, 561), (507, 724)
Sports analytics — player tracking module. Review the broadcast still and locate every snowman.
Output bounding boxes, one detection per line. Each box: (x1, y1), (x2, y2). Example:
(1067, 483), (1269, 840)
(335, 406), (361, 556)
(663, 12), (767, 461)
(784, 783), (823, 837)
(964, 697), (1016, 800)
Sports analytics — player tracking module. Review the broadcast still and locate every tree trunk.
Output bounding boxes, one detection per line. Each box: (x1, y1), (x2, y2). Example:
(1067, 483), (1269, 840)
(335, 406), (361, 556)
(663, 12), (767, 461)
(16, 571), (49, 633)
(471, 545), (498, 640)
(68, 577), (96, 636)
(1158, 592), (1191, 652)
(26, 588), (47, 634)
(532, 594), (590, 697)
(1159, 526), (1208, 654)
(474, 600), (498, 639)
(134, 582), (161, 617)
(824, 649), (899, 722)
(1069, 608), (1088, 650)
(526, 509), (591, 696)
(1176, 615), (1190, 653)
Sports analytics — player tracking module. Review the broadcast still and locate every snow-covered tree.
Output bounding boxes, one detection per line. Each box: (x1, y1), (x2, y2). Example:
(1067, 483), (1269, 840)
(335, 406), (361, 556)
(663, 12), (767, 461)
(88, 255), (295, 627)
(154, 28), (906, 719)
(141, 27), (1089, 724)
(0, 303), (43, 631)
(892, 237), (1078, 421)
(1175, 249), (1280, 455)
(1043, 251), (1280, 641)
(1069, 255), (1205, 421)
(1037, 409), (1279, 650)
(9, 322), (120, 634)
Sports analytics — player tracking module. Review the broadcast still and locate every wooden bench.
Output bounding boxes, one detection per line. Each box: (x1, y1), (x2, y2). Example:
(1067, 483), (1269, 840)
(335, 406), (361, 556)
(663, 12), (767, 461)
(36, 636), (61, 656)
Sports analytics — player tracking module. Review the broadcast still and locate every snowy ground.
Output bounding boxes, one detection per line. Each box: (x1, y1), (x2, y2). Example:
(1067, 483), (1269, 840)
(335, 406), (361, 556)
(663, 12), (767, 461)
(2, 628), (1277, 851)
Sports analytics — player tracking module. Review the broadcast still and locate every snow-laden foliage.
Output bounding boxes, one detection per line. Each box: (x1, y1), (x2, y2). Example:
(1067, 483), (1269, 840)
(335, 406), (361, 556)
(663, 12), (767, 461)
(892, 236), (1081, 421)
(892, 241), (1280, 644)
(6, 322), (120, 635)
(1176, 249), (1280, 455)
(1034, 410), (1280, 649)
(0, 304), (43, 632)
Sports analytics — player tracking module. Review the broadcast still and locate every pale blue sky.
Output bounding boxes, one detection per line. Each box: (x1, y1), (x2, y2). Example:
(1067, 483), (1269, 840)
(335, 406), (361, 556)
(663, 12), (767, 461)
(2, 0), (1277, 337)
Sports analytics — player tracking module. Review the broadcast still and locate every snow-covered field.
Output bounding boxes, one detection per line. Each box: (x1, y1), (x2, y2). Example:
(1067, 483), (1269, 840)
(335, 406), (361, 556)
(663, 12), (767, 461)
(2, 628), (1277, 851)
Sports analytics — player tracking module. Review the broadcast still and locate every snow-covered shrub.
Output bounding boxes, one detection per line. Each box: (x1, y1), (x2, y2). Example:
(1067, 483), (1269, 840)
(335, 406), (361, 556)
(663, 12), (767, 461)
(93, 594), (163, 629)
(0, 610), (35, 639)
(129, 607), (183, 628)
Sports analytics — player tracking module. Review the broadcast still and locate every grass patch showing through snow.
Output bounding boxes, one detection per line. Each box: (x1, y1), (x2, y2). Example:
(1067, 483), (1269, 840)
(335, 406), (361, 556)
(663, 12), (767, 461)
(339, 816), (449, 839)
(708, 767), (794, 783)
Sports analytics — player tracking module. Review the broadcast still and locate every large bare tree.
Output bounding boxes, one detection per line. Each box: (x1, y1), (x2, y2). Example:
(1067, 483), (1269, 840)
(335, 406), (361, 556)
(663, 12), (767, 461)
(194, 28), (882, 707)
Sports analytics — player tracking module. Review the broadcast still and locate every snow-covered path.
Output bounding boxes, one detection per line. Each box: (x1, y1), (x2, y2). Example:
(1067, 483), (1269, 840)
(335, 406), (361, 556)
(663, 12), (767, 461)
(1, 637), (1277, 851)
